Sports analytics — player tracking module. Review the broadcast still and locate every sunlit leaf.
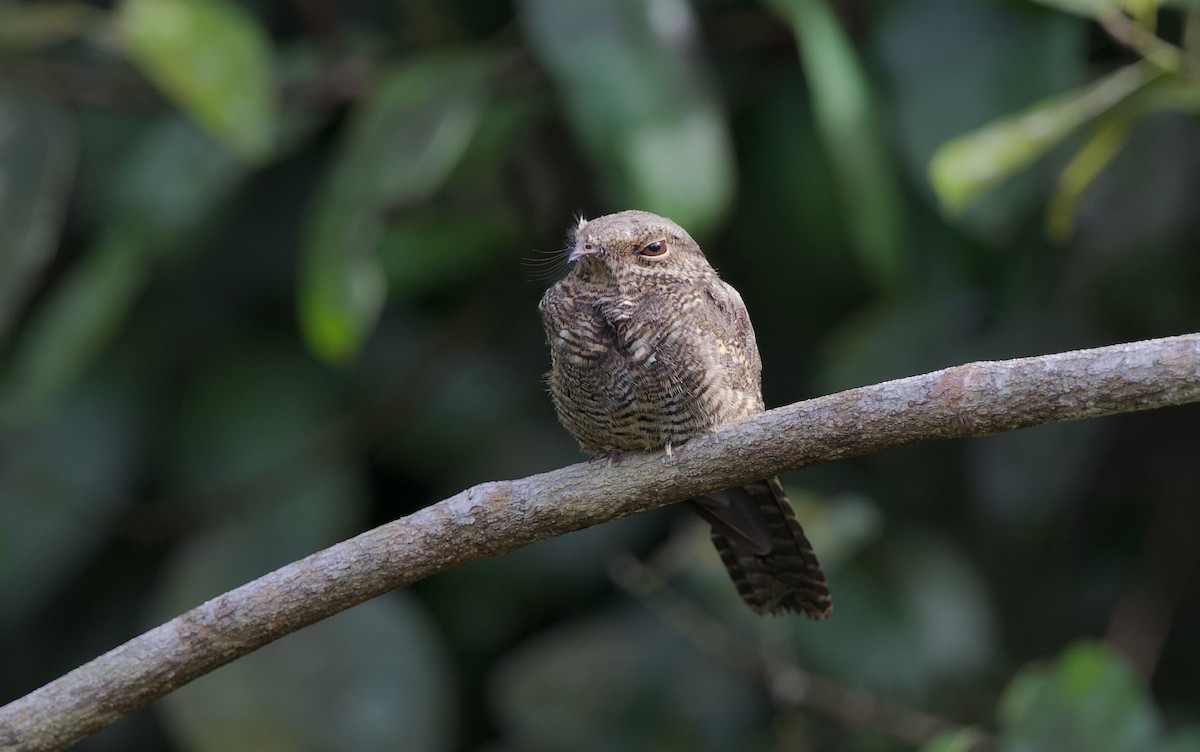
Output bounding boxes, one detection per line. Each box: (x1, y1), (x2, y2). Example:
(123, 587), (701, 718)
(1032, 0), (1192, 17)
(1138, 79), (1200, 114)
(117, 0), (278, 162)
(0, 98), (76, 340)
(1125, 0), (1161, 22)
(930, 61), (1160, 216)
(1067, 110), (1200, 262)
(999, 642), (1161, 752)
(298, 52), (491, 363)
(919, 729), (989, 752)
(877, 0), (1086, 241)
(1030, 0), (1127, 16)
(1046, 113), (1133, 242)
(768, 0), (907, 289)
(518, 0), (734, 236)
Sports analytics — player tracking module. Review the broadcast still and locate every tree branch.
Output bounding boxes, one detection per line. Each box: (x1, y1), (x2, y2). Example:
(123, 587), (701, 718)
(3, 333), (1198, 751)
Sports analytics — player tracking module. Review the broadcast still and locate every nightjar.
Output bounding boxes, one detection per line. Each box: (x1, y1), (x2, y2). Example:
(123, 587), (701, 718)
(538, 210), (831, 617)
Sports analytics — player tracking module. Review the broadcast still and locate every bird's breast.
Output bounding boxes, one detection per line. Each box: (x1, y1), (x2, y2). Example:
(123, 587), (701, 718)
(540, 284), (745, 452)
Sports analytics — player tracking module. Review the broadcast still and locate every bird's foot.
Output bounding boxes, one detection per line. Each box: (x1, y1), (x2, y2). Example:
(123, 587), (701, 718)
(659, 440), (673, 464)
(589, 448), (623, 467)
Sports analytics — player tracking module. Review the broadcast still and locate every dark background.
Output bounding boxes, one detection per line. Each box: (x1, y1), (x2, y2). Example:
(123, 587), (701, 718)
(2, 0), (1199, 749)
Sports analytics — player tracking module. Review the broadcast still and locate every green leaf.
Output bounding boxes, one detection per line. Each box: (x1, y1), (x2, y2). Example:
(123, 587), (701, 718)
(1032, 0), (1191, 17)
(878, 0), (1086, 241)
(1030, 0), (1127, 16)
(0, 99), (76, 340)
(0, 227), (150, 427)
(110, 117), (246, 238)
(518, 0), (735, 236)
(999, 642), (1161, 752)
(1046, 113), (1133, 242)
(298, 52), (491, 363)
(117, 0), (278, 162)
(930, 61), (1160, 217)
(920, 729), (989, 752)
(377, 214), (520, 299)
(768, 0), (907, 289)
(0, 119), (244, 426)
(1137, 79), (1200, 114)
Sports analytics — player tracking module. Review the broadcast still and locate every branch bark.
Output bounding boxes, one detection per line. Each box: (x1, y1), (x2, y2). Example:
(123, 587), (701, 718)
(3, 333), (1199, 751)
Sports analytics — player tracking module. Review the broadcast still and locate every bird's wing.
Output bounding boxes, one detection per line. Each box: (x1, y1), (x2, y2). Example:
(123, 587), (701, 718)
(697, 278), (763, 405)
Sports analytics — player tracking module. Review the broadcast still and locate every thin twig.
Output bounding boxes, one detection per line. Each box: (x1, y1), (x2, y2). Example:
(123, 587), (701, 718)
(608, 551), (983, 747)
(1104, 482), (1200, 680)
(1, 333), (1198, 751)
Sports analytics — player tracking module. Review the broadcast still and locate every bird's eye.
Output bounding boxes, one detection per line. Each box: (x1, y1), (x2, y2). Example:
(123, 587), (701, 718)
(640, 240), (668, 257)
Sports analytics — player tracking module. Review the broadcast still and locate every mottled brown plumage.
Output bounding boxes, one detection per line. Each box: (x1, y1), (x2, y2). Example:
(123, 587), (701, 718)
(538, 210), (831, 617)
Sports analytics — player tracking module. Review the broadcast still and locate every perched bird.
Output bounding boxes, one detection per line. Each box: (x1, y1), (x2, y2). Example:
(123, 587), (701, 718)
(538, 210), (831, 617)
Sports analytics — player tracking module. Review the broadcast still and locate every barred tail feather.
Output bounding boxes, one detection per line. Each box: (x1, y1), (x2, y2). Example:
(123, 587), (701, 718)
(693, 478), (832, 618)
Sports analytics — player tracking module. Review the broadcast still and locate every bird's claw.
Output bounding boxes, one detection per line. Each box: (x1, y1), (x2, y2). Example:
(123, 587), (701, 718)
(589, 448), (623, 467)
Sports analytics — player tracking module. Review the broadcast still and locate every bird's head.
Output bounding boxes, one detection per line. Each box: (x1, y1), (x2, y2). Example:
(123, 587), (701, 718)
(565, 210), (714, 285)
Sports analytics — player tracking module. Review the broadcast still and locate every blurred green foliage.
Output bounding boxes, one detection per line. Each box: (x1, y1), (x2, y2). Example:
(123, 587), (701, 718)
(1, 0), (1199, 750)
(926, 642), (1200, 751)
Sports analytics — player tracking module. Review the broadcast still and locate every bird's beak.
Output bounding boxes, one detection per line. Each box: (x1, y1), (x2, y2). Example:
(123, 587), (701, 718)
(568, 245), (599, 263)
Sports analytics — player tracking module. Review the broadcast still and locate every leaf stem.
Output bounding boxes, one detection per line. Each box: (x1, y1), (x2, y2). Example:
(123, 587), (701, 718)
(1099, 12), (1184, 74)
